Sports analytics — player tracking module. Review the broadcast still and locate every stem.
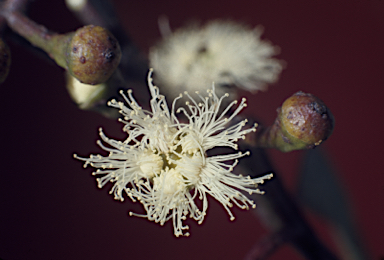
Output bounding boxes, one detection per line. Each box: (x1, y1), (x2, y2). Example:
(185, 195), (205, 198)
(0, 0), (29, 32)
(239, 140), (339, 259)
(0, 10), (71, 68)
(253, 119), (287, 150)
(252, 114), (309, 152)
(2, 10), (52, 47)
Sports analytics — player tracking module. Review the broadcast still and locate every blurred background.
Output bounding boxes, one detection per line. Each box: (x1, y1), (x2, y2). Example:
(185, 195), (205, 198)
(0, 0), (383, 259)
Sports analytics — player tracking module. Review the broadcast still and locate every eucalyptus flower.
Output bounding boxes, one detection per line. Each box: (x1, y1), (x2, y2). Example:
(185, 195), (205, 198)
(74, 70), (273, 237)
(150, 20), (283, 99)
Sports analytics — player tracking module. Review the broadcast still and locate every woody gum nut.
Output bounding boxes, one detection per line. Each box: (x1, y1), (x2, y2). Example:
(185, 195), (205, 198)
(280, 91), (334, 148)
(0, 39), (11, 84)
(66, 25), (121, 85)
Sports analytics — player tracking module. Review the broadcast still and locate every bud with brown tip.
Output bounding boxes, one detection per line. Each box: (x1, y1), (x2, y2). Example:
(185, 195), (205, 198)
(49, 25), (121, 85)
(64, 25), (121, 85)
(254, 91), (335, 152)
(279, 91), (334, 149)
(0, 38), (11, 84)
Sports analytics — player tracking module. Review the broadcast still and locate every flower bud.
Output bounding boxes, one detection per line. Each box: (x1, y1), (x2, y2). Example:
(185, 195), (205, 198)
(65, 25), (121, 85)
(279, 91), (334, 150)
(0, 38), (11, 84)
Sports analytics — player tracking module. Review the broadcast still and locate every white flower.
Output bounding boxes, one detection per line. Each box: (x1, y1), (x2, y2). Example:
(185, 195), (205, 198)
(149, 20), (283, 100)
(74, 70), (273, 237)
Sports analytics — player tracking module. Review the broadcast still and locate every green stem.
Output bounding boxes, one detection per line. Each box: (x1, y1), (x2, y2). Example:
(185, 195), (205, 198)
(2, 10), (70, 69)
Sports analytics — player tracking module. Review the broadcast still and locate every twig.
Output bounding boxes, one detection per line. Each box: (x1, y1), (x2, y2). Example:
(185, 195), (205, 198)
(239, 145), (339, 260)
(1, 10), (54, 49)
(0, 0), (29, 32)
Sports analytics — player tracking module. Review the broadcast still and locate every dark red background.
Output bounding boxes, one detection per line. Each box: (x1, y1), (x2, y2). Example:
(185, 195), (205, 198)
(0, 0), (383, 259)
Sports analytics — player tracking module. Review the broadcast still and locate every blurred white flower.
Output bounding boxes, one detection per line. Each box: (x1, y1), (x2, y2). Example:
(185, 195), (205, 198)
(149, 20), (283, 99)
(74, 70), (272, 237)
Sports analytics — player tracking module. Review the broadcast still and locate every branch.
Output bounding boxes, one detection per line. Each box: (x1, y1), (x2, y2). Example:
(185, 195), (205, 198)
(240, 147), (339, 260)
(0, 0), (29, 32)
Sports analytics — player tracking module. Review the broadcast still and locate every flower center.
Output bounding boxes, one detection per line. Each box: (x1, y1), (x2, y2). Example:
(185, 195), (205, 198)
(137, 129), (205, 192)
(137, 150), (163, 178)
(179, 131), (202, 154)
(176, 153), (204, 185)
(153, 169), (185, 195)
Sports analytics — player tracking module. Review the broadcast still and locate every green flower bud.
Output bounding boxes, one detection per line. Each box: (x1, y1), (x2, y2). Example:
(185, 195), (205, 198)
(64, 25), (121, 85)
(278, 91), (335, 151)
(253, 91), (334, 152)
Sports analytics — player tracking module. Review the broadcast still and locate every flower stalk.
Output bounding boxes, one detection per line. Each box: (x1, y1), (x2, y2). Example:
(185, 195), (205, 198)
(240, 147), (339, 260)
